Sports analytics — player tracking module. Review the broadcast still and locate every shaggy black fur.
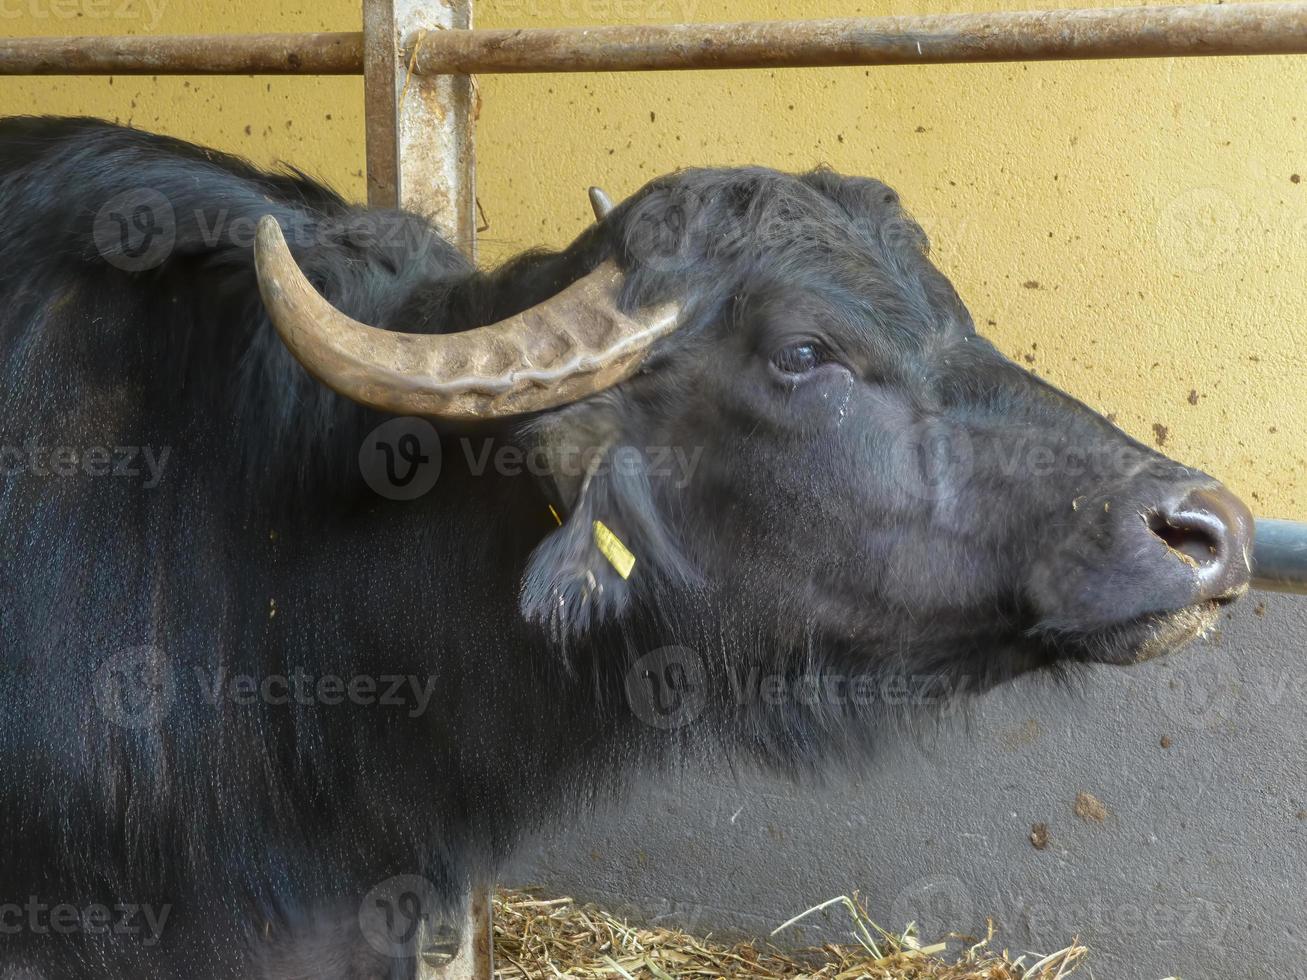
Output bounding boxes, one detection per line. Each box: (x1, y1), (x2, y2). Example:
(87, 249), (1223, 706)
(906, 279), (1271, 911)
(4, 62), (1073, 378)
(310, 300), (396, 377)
(0, 118), (1242, 979)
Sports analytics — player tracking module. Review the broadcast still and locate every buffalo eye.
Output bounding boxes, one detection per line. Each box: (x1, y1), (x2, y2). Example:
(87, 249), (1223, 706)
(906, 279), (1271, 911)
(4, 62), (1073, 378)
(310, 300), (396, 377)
(770, 343), (826, 376)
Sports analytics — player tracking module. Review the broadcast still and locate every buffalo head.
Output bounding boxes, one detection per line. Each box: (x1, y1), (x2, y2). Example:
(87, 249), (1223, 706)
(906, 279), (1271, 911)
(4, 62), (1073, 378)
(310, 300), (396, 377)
(258, 166), (1252, 705)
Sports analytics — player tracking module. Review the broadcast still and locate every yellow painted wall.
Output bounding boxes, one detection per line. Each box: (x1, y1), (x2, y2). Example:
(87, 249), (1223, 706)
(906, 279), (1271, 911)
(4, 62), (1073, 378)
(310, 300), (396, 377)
(2, 0), (1303, 514)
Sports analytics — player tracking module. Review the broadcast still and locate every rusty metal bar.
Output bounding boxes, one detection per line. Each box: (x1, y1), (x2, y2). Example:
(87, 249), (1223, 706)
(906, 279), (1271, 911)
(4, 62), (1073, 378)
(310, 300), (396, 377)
(416, 886), (494, 980)
(409, 2), (1307, 74)
(4, 3), (1307, 78)
(0, 32), (362, 76)
(364, 3), (401, 208)
(363, 0), (483, 972)
(364, 0), (476, 253)
(1253, 520), (1307, 595)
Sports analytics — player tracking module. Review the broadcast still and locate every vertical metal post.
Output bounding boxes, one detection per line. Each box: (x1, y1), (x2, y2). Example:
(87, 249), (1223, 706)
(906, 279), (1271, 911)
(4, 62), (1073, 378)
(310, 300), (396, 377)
(364, 0), (477, 255)
(363, 1), (487, 976)
(417, 886), (494, 979)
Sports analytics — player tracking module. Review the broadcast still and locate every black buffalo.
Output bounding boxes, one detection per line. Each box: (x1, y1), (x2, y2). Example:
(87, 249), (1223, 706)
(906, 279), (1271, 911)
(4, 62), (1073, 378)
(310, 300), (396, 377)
(0, 117), (1252, 979)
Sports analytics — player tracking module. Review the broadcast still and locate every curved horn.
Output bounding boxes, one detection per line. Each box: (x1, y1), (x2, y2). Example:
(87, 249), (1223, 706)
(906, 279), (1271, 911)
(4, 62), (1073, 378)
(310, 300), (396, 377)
(588, 186), (615, 221)
(253, 217), (679, 420)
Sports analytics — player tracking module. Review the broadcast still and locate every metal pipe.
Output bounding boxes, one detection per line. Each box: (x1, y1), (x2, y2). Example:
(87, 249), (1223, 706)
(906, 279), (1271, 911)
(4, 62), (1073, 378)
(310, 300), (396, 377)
(3, 3), (1307, 77)
(409, 3), (1307, 75)
(1253, 520), (1307, 595)
(0, 32), (363, 76)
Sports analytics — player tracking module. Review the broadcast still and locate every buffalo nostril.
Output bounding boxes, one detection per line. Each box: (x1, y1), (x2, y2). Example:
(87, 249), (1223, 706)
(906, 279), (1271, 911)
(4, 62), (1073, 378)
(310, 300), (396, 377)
(1147, 511), (1222, 566)
(1147, 486), (1254, 600)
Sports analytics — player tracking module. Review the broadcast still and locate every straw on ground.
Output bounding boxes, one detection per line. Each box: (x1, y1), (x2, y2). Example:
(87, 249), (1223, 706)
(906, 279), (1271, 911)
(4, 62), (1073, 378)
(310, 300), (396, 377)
(493, 887), (1088, 979)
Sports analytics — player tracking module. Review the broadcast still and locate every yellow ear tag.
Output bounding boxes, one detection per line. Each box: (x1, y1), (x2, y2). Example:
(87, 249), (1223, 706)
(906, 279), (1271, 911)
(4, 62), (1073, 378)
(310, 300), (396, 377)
(592, 520), (636, 580)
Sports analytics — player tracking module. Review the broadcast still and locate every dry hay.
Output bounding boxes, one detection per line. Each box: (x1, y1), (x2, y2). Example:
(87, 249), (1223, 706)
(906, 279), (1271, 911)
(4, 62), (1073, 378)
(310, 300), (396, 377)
(493, 888), (1087, 979)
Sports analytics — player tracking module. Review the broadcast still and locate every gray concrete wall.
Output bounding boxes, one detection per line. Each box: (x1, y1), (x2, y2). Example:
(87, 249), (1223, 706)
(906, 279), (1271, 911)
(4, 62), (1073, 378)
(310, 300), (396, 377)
(506, 591), (1307, 980)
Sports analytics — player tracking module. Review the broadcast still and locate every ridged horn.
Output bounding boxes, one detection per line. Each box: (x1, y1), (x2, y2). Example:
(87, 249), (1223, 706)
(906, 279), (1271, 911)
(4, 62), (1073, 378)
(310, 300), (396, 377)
(589, 186), (615, 220)
(253, 217), (679, 420)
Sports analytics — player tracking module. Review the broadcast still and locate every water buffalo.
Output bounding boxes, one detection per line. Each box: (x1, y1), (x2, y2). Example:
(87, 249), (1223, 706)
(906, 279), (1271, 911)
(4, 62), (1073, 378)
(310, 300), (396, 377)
(0, 117), (1252, 979)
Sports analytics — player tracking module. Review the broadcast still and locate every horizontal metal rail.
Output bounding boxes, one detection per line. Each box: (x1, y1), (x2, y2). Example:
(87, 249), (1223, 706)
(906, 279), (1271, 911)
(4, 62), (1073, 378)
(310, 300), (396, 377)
(1253, 520), (1307, 595)
(409, 3), (1307, 75)
(0, 32), (363, 76)
(2, 3), (1307, 77)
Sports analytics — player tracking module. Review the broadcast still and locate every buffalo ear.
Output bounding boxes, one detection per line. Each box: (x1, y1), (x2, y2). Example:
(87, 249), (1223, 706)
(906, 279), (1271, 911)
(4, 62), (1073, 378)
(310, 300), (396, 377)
(517, 407), (696, 644)
(518, 468), (636, 644)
